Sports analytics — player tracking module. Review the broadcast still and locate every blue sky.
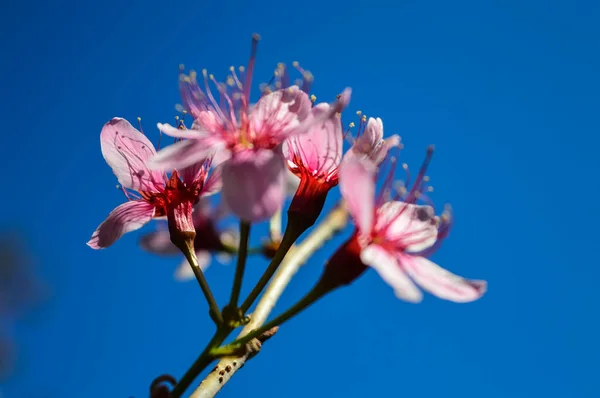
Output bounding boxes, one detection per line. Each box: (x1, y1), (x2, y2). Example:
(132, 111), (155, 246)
(1, 0), (599, 397)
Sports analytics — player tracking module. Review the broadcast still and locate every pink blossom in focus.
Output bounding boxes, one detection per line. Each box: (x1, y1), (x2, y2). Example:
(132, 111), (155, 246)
(148, 35), (351, 222)
(327, 151), (486, 303)
(87, 118), (220, 249)
(283, 101), (344, 224)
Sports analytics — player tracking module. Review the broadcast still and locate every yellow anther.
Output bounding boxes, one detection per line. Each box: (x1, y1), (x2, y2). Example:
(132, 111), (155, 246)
(349, 122), (355, 128)
(303, 71), (314, 81)
(402, 163), (409, 170)
(277, 62), (285, 70)
(137, 117), (141, 122)
(189, 70), (198, 80)
(226, 76), (235, 86)
(229, 66), (235, 72)
(427, 186), (434, 192)
(209, 73), (214, 79)
(361, 115), (367, 122)
(202, 69), (208, 77)
(182, 110), (187, 114)
(239, 66), (245, 72)
(292, 61), (299, 67)
(423, 176), (430, 182)
(356, 110), (362, 115)
(310, 94), (317, 102)
(175, 116), (180, 120)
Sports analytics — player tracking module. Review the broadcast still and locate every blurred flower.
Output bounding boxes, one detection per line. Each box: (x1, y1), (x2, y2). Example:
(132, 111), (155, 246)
(321, 151), (486, 303)
(88, 118), (220, 249)
(149, 35), (351, 222)
(0, 231), (47, 381)
(140, 199), (237, 281)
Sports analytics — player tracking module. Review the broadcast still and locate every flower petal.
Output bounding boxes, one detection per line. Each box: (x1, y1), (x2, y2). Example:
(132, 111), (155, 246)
(375, 202), (438, 252)
(139, 229), (179, 255)
(283, 102), (343, 176)
(249, 86), (311, 141)
(202, 165), (222, 196)
(291, 88), (352, 138)
(221, 149), (285, 222)
(360, 244), (422, 302)
(401, 255), (487, 303)
(157, 122), (206, 139)
(149, 139), (226, 172)
(339, 154), (377, 238)
(100, 118), (165, 191)
(174, 251), (211, 281)
(351, 118), (400, 165)
(87, 200), (155, 249)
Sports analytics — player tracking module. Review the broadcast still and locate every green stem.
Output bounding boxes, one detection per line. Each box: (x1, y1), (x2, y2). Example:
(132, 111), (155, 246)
(171, 327), (232, 398)
(217, 283), (328, 356)
(240, 221), (303, 313)
(228, 221), (251, 309)
(181, 243), (224, 326)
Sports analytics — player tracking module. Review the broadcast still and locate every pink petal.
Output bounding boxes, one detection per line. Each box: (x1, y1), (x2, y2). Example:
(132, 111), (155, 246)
(139, 229), (180, 255)
(156, 122), (206, 139)
(249, 86), (311, 140)
(87, 200), (155, 249)
(100, 118), (165, 191)
(291, 88), (352, 138)
(149, 139), (226, 172)
(356, 117), (384, 151)
(351, 118), (400, 165)
(283, 102), (343, 175)
(174, 251), (211, 281)
(401, 255), (487, 303)
(339, 154), (377, 238)
(202, 165), (222, 196)
(221, 148), (285, 222)
(375, 202), (438, 252)
(360, 244), (422, 302)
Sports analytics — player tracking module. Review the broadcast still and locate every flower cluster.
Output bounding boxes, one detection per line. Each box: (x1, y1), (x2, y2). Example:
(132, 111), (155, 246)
(88, 34), (485, 303)
(87, 34), (487, 397)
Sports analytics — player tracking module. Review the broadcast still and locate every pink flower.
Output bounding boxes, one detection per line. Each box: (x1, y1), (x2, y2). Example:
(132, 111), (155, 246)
(322, 151), (486, 303)
(87, 118), (220, 249)
(148, 35), (351, 222)
(283, 102), (343, 225)
(346, 116), (400, 166)
(140, 199), (236, 281)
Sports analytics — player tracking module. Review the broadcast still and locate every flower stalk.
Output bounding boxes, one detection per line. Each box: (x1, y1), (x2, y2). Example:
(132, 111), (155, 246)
(179, 239), (223, 326)
(223, 221), (251, 326)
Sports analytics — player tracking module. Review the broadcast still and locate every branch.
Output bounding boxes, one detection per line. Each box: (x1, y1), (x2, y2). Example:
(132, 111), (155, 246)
(189, 203), (349, 398)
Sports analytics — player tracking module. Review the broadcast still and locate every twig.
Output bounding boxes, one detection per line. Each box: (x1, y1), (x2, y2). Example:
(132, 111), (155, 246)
(189, 203), (348, 398)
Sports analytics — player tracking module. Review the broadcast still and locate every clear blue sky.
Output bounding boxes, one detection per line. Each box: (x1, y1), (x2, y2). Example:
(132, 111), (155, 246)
(1, 0), (599, 397)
